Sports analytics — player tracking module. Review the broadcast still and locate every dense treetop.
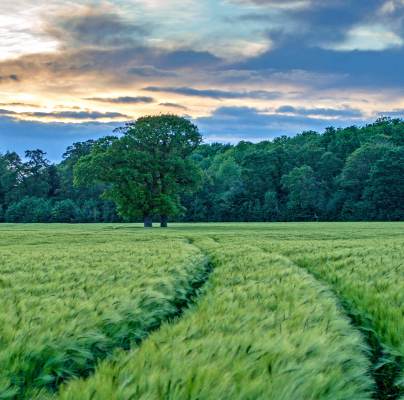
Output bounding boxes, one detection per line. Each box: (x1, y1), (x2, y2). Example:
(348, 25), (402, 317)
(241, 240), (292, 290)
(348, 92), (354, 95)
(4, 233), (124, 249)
(1, 117), (403, 223)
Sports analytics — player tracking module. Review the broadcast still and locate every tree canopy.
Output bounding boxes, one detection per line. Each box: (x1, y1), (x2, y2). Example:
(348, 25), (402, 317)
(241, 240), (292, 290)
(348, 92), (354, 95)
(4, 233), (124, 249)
(74, 115), (202, 227)
(0, 117), (403, 224)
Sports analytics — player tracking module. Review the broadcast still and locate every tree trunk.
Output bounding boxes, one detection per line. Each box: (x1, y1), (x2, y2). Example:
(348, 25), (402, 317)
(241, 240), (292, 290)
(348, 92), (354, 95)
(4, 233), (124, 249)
(160, 215), (168, 228)
(144, 216), (153, 228)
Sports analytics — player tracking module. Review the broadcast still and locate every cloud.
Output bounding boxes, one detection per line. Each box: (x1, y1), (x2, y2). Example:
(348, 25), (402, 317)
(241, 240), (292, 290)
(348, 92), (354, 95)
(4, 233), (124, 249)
(378, 109), (404, 117)
(43, 5), (148, 49)
(159, 102), (188, 110)
(195, 106), (369, 142)
(0, 0), (403, 156)
(325, 25), (403, 51)
(233, 39), (404, 88)
(0, 45), (222, 92)
(231, 0), (311, 9)
(275, 105), (364, 118)
(0, 109), (17, 115)
(0, 102), (39, 108)
(144, 86), (281, 99)
(0, 109), (130, 121)
(153, 50), (221, 69)
(379, 0), (404, 15)
(128, 66), (177, 77)
(86, 96), (155, 104)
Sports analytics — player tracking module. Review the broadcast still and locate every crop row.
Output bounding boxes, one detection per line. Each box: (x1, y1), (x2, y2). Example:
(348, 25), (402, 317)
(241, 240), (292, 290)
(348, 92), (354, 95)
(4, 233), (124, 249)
(267, 236), (404, 398)
(57, 237), (373, 399)
(0, 229), (209, 399)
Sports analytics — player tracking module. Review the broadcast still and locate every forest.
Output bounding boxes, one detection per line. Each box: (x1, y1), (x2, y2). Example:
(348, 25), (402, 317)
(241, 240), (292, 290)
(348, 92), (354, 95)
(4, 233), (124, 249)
(0, 117), (403, 223)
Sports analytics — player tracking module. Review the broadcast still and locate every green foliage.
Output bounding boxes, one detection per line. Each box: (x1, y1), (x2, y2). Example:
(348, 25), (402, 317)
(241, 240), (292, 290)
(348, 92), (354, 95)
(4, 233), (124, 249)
(364, 147), (404, 220)
(0, 143), (120, 224)
(0, 117), (403, 222)
(182, 118), (404, 222)
(263, 190), (280, 221)
(337, 143), (393, 220)
(4, 197), (52, 222)
(74, 115), (202, 224)
(51, 200), (81, 223)
(281, 165), (321, 220)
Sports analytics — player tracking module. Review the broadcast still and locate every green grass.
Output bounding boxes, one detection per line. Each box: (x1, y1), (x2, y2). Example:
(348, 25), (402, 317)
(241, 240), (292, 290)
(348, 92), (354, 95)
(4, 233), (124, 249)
(0, 223), (403, 399)
(0, 225), (209, 399)
(57, 236), (373, 399)
(264, 233), (404, 396)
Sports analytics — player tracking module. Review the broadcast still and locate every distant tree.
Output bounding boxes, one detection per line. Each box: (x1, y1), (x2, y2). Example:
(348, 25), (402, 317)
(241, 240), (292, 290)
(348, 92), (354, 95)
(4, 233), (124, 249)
(324, 126), (361, 161)
(364, 117), (404, 146)
(281, 165), (321, 220)
(22, 150), (51, 197)
(74, 115), (202, 227)
(80, 199), (100, 222)
(0, 152), (25, 208)
(317, 151), (343, 182)
(52, 200), (80, 223)
(364, 147), (404, 220)
(263, 191), (279, 221)
(59, 140), (98, 200)
(241, 149), (279, 201)
(337, 143), (392, 220)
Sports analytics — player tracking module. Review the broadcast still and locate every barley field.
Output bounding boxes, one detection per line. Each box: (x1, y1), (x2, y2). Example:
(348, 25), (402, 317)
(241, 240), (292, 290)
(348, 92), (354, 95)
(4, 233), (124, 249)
(0, 223), (403, 399)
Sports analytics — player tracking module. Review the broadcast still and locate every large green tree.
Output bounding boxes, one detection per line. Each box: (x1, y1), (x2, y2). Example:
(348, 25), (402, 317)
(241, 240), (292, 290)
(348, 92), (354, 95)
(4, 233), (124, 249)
(74, 115), (202, 227)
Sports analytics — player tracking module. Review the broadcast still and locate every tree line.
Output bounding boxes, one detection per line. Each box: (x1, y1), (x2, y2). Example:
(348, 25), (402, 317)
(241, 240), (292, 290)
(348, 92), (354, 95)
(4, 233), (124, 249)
(1, 116), (403, 225)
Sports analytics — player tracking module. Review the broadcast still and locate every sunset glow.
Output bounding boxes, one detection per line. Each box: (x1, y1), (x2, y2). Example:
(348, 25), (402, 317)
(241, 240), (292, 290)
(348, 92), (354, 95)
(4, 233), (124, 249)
(0, 0), (403, 158)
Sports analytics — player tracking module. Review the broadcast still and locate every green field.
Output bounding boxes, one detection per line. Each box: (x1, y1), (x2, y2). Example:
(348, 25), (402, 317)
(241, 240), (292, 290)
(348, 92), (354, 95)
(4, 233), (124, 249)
(0, 223), (403, 399)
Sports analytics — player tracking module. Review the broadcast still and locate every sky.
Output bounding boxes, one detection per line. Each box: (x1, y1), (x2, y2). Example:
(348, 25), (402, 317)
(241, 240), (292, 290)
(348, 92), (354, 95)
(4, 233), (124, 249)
(0, 0), (403, 159)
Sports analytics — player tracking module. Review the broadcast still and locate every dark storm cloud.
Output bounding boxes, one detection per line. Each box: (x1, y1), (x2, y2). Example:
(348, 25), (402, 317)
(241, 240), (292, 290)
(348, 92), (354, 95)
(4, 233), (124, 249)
(86, 96), (155, 104)
(144, 86), (281, 100)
